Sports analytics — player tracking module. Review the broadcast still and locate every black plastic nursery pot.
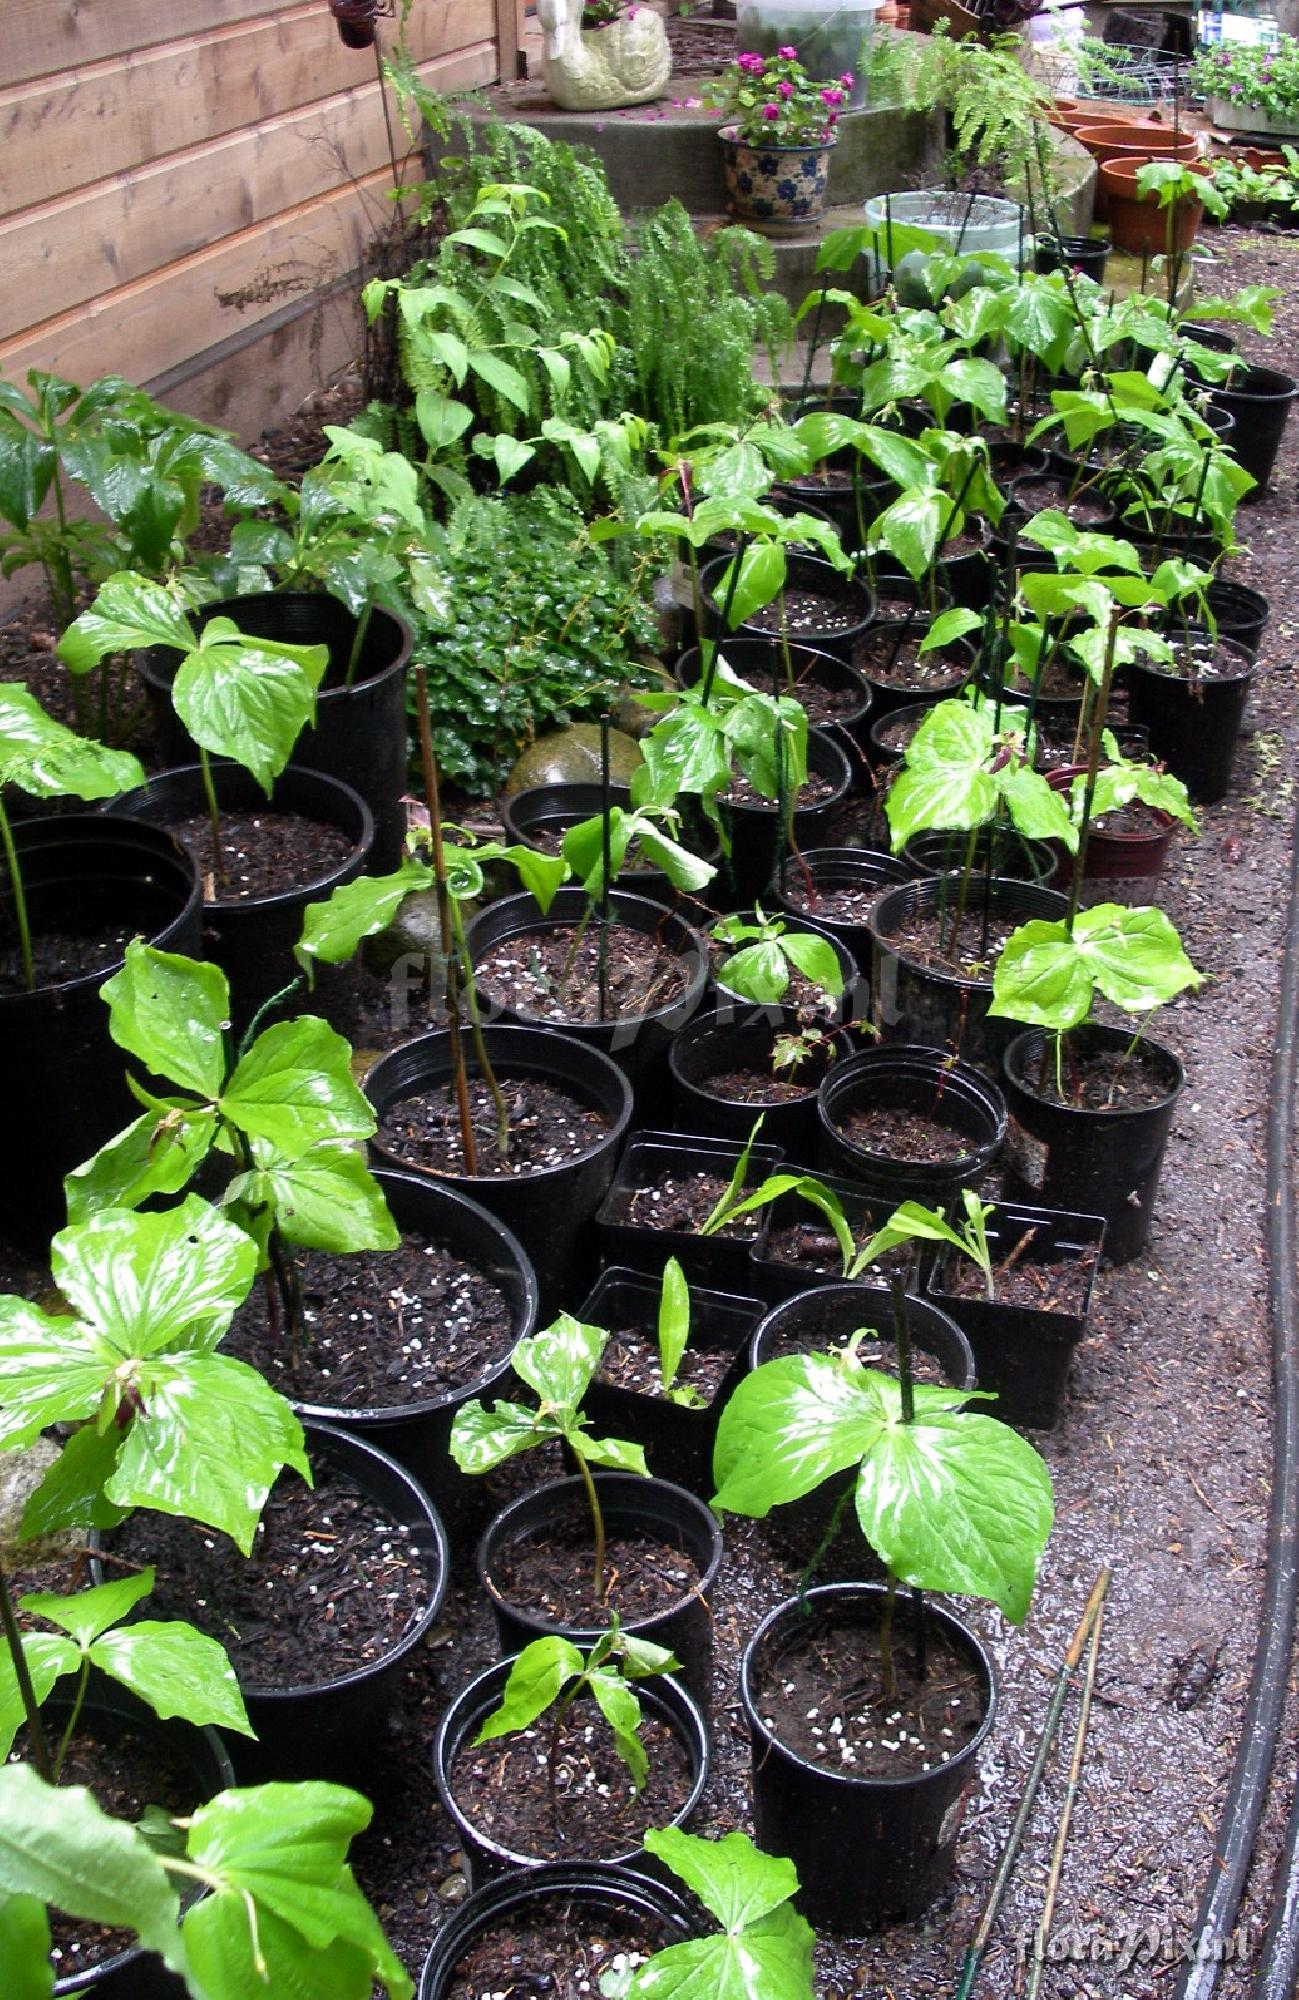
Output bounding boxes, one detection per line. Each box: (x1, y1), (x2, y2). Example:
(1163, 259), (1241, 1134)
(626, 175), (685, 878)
(43, 1679), (234, 1999)
(849, 616), (976, 723)
(817, 1043), (1008, 1205)
(741, 1583), (997, 1933)
(502, 780), (720, 909)
(433, 1654), (709, 1891)
(1001, 1023), (1184, 1265)
(1035, 232), (1112, 280)
(749, 1171), (895, 1306)
(364, 1025), (631, 1322)
(701, 725), (855, 911)
(1199, 576), (1270, 659)
(775, 845), (911, 976)
(867, 697), (936, 773)
(1208, 363), (1298, 494)
(273, 1167), (538, 1546)
(868, 874), (1069, 1074)
(416, 1863), (694, 2000)
(464, 886), (710, 1097)
(477, 1472), (724, 1712)
(699, 551), (875, 665)
(0, 814), (201, 1252)
(1125, 634), (1256, 805)
(676, 636), (875, 752)
(926, 1200), (1107, 1429)
(708, 903), (861, 1029)
(854, 559), (956, 622)
(104, 761), (373, 1033)
(902, 825), (1057, 887)
(667, 1006), (852, 1158)
(596, 1126), (785, 1292)
(136, 590), (413, 869)
(577, 1264), (761, 1495)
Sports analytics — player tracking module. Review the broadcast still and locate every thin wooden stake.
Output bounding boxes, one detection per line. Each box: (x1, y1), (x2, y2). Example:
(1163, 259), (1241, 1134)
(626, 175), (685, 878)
(1024, 1591), (1107, 1999)
(414, 665), (477, 1175)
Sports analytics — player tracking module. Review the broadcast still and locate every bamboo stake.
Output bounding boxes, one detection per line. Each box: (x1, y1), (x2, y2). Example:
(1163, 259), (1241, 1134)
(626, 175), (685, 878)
(952, 1567), (1112, 2000)
(1024, 1590), (1108, 2000)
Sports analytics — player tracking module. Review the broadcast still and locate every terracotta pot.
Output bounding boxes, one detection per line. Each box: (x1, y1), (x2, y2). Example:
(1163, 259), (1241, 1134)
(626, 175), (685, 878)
(1100, 157), (1212, 257)
(718, 127), (836, 236)
(1078, 122), (1200, 219)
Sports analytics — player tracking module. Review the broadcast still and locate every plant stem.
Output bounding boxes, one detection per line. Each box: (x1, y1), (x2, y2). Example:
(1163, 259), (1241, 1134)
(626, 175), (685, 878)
(1064, 606), (1121, 937)
(0, 795), (34, 991)
(344, 601), (374, 691)
(54, 1657), (91, 1784)
(572, 1444), (607, 1605)
(879, 1570), (897, 1705)
(889, 1269), (915, 1424)
(448, 898), (510, 1157)
(597, 712), (612, 1023)
(414, 665), (479, 1174)
(198, 748), (227, 891)
(0, 1559), (53, 1782)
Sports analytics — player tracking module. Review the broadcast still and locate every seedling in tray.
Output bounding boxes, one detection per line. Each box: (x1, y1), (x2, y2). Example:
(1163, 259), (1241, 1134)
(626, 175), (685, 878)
(450, 1314), (650, 1602)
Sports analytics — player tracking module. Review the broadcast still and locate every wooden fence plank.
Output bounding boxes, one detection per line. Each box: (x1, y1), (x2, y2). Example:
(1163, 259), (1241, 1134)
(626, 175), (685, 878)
(1, 0), (495, 215)
(0, 44), (495, 336)
(0, 170), (401, 391)
(2, 0), (287, 89)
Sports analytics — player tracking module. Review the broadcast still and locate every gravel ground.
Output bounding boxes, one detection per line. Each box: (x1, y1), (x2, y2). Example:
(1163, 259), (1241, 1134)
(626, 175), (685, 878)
(3, 224), (1298, 1998)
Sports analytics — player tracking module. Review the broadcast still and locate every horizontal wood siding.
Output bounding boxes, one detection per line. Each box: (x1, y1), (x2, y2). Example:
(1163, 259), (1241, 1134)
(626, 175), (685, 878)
(0, 2), (500, 439)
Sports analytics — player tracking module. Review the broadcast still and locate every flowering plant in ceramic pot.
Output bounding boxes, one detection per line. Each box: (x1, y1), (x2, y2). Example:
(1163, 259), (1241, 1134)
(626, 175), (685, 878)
(708, 45), (852, 146)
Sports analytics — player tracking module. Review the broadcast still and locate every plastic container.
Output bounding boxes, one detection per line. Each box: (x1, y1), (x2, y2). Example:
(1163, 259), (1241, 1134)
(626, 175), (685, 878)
(817, 1043), (1007, 1204)
(776, 845), (910, 975)
(863, 189), (1030, 265)
(735, 1), (881, 106)
(477, 1473), (725, 1711)
(902, 826), (1056, 887)
(596, 1127), (785, 1292)
(434, 1655), (709, 1890)
(502, 781), (719, 909)
(700, 552), (875, 666)
(713, 725), (856, 908)
(741, 1584), (996, 1930)
(676, 637), (874, 752)
(136, 591), (412, 869)
(1001, 1023), (1184, 1265)
(709, 904), (860, 1027)
(1209, 363), (1299, 494)
(1125, 633), (1255, 804)
(365, 1025), (632, 1321)
(104, 761), (373, 1035)
(0, 815), (201, 1252)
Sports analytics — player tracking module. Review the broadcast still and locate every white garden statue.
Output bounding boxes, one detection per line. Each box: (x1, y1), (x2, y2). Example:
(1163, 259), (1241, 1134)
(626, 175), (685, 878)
(536, 0), (672, 112)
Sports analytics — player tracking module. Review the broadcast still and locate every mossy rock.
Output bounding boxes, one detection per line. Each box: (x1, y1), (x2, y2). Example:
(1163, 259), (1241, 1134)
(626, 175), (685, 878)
(0, 1437), (78, 1565)
(616, 662), (675, 741)
(505, 723), (644, 796)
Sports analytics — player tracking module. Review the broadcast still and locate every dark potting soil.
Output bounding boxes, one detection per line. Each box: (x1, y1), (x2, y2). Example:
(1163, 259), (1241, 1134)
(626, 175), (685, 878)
(0, 924), (131, 996)
(111, 1455), (431, 1686)
(702, 1061), (817, 1104)
(607, 1168), (761, 1238)
(1013, 481), (1112, 526)
(784, 879), (886, 923)
(597, 1321), (736, 1399)
(741, 588), (860, 636)
(874, 712), (925, 755)
(33, 1718), (208, 1980)
(1033, 1044), (1173, 1113)
(1004, 655), (1088, 699)
(440, 1896), (666, 2000)
(720, 765), (838, 809)
(881, 905), (1020, 978)
(1159, 644), (1251, 684)
(940, 527), (986, 559)
(758, 1316), (952, 1385)
(937, 1236), (1096, 1315)
(377, 1075), (612, 1177)
(473, 922), (691, 1025)
(225, 1236), (516, 1405)
(748, 1611), (984, 1780)
(1092, 800), (1173, 839)
(447, 1701), (691, 1863)
(836, 1102), (973, 1165)
(488, 1525), (705, 1630)
(851, 632), (969, 691)
(716, 667), (863, 726)
(163, 808), (355, 900)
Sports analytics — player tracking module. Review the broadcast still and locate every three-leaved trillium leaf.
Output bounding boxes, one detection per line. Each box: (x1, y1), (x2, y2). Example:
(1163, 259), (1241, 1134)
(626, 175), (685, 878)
(884, 695), (1077, 854)
(989, 903), (1202, 1033)
(63, 941), (396, 1262)
(711, 1351), (1053, 1623)
(0, 1196), (307, 1553)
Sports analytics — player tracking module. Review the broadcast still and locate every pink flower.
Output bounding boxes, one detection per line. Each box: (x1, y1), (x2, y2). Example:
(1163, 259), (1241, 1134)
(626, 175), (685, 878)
(841, 71), (855, 87)
(779, 79), (794, 96)
(821, 85), (844, 105)
(762, 101), (782, 119)
(737, 50), (764, 72)
(779, 44), (799, 58)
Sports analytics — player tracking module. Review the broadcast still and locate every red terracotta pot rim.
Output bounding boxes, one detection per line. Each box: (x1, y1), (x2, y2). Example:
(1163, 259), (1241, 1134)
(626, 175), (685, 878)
(1076, 124), (1202, 161)
(1099, 155), (1214, 193)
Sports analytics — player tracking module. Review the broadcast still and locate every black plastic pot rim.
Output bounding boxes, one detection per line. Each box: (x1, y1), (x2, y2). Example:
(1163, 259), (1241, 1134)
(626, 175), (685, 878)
(285, 1169), (539, 1425)
(1003, 1025), (1184, 1116)
(469, 888), (710, 1034)
(740, 1582), (997, 1792)
(433, 1657), (710, 1874)
(477, 1472), (725, 1632)
(870, 877), (1068, 997)
(240, 1421), (449, 1704)
(366, 1032), (635, 1193)
(168, 591), (414, 698)
(0, 817), (201, 1006)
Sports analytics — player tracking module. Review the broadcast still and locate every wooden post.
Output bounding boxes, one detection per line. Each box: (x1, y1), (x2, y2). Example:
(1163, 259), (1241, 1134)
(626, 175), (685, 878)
(495, 0), (525, 79)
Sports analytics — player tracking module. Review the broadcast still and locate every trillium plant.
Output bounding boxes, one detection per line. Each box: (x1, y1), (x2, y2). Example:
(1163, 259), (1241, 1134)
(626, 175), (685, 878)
(707, 46), (852, 148)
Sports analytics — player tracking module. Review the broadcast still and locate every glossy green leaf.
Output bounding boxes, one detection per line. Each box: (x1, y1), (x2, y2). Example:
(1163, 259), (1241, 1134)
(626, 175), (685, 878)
(853, 1376), (1053, 1622)
(657, 1258), (690, 1396)
(884, 697), (998, 847)
(717, 939), (791, 1005)
(0, 1892), (53, 2000)
(57, 571), (194, 674)
(448, 1398), (553, 1474)
(716, 541), (786, 629)
(51, 1197), (258, 1358)
(0, 1301), (119, 1450)
(18, 1423), (127, 1543)
(181, 1782), (411, 1998)
(780, 931), (844, 996)
(101, 942), (229, 1099)
(222, 1017), (376, 1155)
(873, 490), (947, 582)
(988, 919), (1094, 1030)
(711, 1355), (895, 1517)
(510, 1314), (607, 1413)
(20, 1570), (154, 1645)
(0, 1767), (184, 1981)
(237, 1142), (398, 1255)
(63, 1104), (219, 1226)
(0, 687), (144, 802)
(474, 1637), (583, 1744)
(88, 1621), (254, 1738)
(624, 1829), (814, 2000)
(466, 351), (531, 415)
(172, 628), (325, 791)
(588, 1668), (647, 1792)
(296, 861), (437, 969)
(0, 1635), (77, 1762)
(580, 1433), (650, 1477)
